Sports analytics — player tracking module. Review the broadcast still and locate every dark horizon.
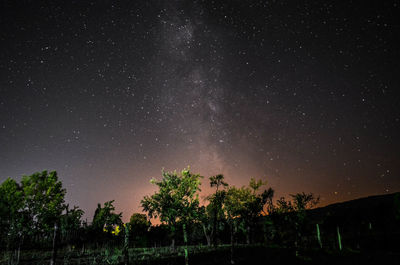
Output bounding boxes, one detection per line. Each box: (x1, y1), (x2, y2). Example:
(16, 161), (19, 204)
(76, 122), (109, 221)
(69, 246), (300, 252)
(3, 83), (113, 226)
(1, 0), (399, 222)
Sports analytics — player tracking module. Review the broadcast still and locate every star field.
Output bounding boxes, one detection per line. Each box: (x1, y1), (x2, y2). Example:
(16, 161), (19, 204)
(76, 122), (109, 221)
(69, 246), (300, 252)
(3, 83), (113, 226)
(0, 0), (399, 221)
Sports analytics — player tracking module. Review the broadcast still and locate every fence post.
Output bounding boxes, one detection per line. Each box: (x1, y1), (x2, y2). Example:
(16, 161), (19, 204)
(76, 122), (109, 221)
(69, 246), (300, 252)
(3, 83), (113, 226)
(336, 226), (342, 251)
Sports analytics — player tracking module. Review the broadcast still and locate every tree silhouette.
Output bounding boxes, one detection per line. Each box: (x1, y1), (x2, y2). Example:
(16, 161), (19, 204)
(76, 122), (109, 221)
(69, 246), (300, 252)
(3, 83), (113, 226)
(21, 171), (67, 235)
(209, 174), (228, 247)
(60, 204), (84, 243)
(128, 213), (151, 247)
(273, 192), (320, 254)
(0, 178), (25, 262)
(224, 178), (273, 264)
(141, 168), (202, 265)
(0, 171), (67, 263)
(92, 200), (122, 231)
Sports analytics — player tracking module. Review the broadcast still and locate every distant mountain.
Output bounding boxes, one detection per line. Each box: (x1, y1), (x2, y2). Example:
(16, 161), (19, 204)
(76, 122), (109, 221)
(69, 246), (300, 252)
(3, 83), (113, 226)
(304, 192), (400, 251)
(308, 192), (400, 226)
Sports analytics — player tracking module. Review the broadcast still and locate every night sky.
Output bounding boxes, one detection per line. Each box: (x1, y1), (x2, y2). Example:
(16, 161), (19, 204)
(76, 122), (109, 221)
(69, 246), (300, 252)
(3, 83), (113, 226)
(1, 1), (399, 222)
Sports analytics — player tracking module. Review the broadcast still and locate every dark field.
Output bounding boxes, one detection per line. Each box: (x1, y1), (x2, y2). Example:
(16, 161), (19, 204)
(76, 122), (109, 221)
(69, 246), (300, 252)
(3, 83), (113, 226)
(2, 245), (400, 265)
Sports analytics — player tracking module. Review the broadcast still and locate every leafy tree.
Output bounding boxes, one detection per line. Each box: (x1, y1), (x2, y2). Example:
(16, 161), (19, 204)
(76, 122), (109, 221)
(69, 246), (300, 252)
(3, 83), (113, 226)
(197, 203), (227, 247)
(273, 192), (320, 254)
(92, 200), (123, 235)
(245, 179), (274, 243)
(224, 186), (245, 264)
(60, 205), (84, 242)
(1, 171), (67, 263)
(225, 179), (273, 243)
(0, 178), (25, 256)
(141, 168), (202, 265)
(223, 178), (273, 264)
(128, 213), (151, 247)
(209, 174), (228, 246)
(21, 171), (67, 235)
(197, 205), (212, 246)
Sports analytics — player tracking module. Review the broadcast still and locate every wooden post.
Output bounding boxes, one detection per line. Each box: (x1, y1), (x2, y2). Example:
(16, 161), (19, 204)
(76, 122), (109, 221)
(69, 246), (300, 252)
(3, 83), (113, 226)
(336, 226), (342, 251)
(316, 224), (322, 248)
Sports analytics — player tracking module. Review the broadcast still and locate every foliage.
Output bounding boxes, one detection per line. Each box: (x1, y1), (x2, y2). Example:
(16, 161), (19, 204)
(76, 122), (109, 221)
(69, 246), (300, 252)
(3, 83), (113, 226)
(207, 174), (228, 246)
(60, 205), (84, 233)
(272, 192), (320, 249)
(209, 174), (228, 191)
(223, 178), (273, 264)
(206, 192), (226, 224)
(128, 213), (151, 246)
(21, 171), (67, 234)
(0, 178), (25, 248)
(141, 166), (202, 261)
(275, 192), (320, 224)
(92, 200), (123, 235)
(141, 168), (202, 228)
(224, 178), (273, 228)
(0, 170), (67, 246)
(0, 170), (74, 264)
(129, 213), (151, 231)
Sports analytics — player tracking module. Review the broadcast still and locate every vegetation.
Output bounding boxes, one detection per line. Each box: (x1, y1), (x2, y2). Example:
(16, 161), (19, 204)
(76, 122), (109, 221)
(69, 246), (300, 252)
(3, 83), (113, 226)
(141, 168), (202, 265)
(1, 169), (399, 265)
(208, 174), (228, 247)
(272, 192), (320, 255)
(127, 213), (151, 248)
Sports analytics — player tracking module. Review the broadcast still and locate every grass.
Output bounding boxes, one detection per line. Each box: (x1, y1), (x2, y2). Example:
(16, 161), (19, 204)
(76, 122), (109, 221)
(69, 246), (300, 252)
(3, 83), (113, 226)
(1, 244), (400, 265)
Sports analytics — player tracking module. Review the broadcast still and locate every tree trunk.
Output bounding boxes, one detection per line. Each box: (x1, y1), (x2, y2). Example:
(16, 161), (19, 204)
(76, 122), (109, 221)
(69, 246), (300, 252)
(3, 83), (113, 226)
(201, 224), (211, 246)
(212, 208), (217, 247)
(17, 236), (23, 265)
(50, 223), (58, 265)
(6, 232), (10, 265)
(171, 238), (175, 251)
(183, 223), (189, 265)
(124, 224), (130, 265)
(170, 225), (176, 252)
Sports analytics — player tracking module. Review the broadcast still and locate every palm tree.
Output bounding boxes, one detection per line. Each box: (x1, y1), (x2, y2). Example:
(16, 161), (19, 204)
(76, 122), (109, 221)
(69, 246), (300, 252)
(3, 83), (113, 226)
(209, 174), (228, 247)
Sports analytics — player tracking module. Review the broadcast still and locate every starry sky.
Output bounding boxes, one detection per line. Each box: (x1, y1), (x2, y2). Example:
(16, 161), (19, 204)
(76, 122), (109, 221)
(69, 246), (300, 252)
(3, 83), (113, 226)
(0, 0), (399, 222)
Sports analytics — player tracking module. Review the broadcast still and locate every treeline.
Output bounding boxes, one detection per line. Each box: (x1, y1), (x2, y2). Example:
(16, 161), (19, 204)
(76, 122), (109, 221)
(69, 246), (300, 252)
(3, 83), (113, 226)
(0, 168), (322, 264)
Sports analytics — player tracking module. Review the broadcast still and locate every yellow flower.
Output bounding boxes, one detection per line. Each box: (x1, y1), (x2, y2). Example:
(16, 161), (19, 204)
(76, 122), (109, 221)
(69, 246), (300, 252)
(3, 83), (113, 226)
(112, 225), (121, 236)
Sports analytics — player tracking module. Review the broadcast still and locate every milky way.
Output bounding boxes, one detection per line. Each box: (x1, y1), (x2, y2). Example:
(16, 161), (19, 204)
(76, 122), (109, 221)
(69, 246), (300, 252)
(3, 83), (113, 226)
(0, 1), (399, 221)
